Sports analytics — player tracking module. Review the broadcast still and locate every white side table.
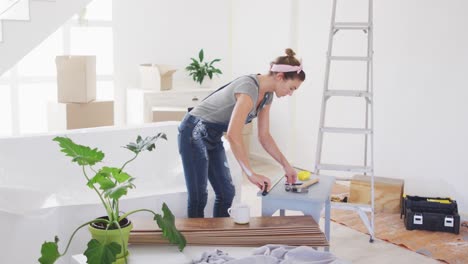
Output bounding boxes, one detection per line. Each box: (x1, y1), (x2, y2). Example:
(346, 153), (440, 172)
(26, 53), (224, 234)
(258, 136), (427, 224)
(127, 88), (215, 124)
(151, 106), (188, 122)
(72, 245), (256, 264)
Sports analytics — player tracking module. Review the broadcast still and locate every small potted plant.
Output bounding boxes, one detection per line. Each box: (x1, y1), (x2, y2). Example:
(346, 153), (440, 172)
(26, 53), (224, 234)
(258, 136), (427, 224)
(185, 49), (222, 87)
(38, 133), (186, 264)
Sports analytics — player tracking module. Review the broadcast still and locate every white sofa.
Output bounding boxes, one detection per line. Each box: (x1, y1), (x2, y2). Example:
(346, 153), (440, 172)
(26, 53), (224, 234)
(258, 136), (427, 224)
(0, 122), (242, 263)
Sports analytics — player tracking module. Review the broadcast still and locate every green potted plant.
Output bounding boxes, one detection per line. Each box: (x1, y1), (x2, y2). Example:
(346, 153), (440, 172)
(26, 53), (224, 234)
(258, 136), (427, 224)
(38, 133), (186, 264)
(185, 49), (222, 86)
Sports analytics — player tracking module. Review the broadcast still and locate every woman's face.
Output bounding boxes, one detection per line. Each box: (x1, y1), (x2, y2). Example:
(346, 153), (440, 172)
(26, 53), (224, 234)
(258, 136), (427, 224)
(275, 76), (303, 98)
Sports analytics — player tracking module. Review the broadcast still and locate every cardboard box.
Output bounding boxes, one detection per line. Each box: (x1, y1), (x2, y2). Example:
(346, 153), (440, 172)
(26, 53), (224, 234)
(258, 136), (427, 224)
(56, 56), (96, 103)
(152, 107), (187, 122)
(140, 64), (177, 91)
(349, 175), (404, 213)
(48, 101), (114, 130)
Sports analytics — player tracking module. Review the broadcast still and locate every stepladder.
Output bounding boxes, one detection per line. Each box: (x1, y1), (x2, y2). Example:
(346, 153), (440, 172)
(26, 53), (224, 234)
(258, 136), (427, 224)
(314, 0), (376, 242)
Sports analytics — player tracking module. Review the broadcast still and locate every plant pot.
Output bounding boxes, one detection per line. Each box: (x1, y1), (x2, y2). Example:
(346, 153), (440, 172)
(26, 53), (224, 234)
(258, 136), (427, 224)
(88, 217), (133, 264)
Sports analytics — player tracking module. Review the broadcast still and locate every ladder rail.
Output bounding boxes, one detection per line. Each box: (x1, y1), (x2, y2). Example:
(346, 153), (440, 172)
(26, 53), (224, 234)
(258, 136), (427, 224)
(368, 0), (376, 239)
(314, 0), (376, 242)
(314, 0), (338, 175)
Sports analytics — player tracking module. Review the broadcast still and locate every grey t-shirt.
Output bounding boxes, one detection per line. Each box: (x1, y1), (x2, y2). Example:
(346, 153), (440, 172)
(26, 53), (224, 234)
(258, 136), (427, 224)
(190, 75), (273, 125)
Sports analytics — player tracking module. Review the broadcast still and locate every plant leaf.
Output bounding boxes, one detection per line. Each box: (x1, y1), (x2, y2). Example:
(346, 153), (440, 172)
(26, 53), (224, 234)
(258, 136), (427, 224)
(83, 239), (121, 264)
(38, 237), (61, 264)
(198, 74), (204, 85)
(99, 167), (131, 183)
(209, 58), (221, 66)
(198, 49), (204, 62)
(190, 58), (200, 67)
(53, 137), (104, 166)
(113, 171), (131, 183)
(124, 133), (167, 155)
(87, 171), (116, 191)
(103, 178), (135, 200)
(185, 65), (196, 71)
(154, 203), (187, 251)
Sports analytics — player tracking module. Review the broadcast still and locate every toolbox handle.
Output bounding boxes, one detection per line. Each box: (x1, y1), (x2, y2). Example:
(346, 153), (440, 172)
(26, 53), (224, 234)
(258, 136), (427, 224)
(413, 213), (423, 225)
(444, 216), (454, 227)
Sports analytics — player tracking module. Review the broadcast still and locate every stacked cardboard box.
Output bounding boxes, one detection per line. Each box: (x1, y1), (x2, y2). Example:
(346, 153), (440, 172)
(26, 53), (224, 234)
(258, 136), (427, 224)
(49, 56), (114, 130)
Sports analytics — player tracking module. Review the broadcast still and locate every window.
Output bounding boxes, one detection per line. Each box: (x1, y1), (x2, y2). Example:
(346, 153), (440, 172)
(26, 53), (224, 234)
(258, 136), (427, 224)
(0, 71), (11, 80)
(73, 0), (112, 21)
(0, 85), (12, 136)
(96, 81), (114, 100)
(3, 0), (113, 136)
(18, 83), (57, 134)
(70, 27), (113, 75)
(17, 28), (63, 77)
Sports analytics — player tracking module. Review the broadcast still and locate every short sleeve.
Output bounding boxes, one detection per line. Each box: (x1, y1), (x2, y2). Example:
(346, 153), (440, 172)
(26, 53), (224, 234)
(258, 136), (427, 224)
(233, 77), (258, 104)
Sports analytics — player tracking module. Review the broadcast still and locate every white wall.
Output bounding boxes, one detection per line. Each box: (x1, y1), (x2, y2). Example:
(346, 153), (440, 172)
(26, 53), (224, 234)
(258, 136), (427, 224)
(113, 0), (232, 125)
(113, 0), (468, 215)
(373, 0), (468, 215)
(231, 0), (295, 162)
(294, 0), (468, 214)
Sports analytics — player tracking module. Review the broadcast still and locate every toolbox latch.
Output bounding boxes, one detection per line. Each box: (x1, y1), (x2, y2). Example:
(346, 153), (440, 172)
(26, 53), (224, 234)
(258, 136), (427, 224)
(444, 216), (454, 227)
(413, 213), (423, 225)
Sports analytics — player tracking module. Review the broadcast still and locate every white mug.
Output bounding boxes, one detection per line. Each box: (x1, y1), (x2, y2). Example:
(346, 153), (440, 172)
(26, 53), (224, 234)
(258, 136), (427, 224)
(227, 203), (250, 224)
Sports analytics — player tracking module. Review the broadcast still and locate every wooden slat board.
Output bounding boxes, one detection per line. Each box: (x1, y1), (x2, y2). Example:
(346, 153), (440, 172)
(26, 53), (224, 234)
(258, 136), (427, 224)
(133, 215), (319, 232)
(130, 216), (328, 247)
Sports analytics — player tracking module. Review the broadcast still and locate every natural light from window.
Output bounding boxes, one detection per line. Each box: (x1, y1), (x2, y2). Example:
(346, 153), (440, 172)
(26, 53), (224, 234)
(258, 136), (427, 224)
(0, 0), (113, 136)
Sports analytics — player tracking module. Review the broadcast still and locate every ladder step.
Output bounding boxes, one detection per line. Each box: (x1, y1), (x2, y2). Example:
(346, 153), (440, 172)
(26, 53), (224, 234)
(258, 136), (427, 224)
(334, 22), (370, 30)
(321, 127), (372, 134)
(325, 90), (371, 98)
(316, 163), (373, 173)
(330, 56), (370, 61)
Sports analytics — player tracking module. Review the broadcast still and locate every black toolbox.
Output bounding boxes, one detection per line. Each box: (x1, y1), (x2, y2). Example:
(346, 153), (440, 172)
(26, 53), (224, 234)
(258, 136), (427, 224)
(401, 195), (460, 234)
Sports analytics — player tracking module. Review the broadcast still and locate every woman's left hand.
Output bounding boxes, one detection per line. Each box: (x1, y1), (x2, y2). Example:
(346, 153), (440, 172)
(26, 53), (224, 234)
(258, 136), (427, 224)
(284, 165), (297, 184)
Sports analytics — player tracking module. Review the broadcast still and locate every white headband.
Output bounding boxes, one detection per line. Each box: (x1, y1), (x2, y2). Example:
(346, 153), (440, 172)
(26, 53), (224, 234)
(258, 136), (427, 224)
(270, 63), (303, 74)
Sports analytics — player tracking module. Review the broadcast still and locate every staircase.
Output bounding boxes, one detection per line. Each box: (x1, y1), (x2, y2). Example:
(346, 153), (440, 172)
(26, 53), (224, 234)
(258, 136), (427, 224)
(0, 0), (92, 75)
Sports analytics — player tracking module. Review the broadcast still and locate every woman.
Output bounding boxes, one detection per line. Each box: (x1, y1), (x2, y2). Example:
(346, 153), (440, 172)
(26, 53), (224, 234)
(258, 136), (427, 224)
(178, 48), (306, 218)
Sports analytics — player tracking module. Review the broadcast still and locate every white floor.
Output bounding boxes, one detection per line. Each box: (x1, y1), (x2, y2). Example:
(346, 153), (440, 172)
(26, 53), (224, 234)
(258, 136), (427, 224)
(242, 158), (440, 264)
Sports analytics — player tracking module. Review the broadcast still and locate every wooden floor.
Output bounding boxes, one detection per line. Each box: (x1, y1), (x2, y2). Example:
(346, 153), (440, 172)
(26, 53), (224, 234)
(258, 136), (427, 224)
(331, 209), (468, 263)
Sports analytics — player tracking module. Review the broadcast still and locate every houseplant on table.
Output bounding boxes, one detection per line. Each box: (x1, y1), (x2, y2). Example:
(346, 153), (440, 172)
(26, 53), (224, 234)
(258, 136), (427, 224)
(38, 133), (186, 264)
(185, 49), (222, 87)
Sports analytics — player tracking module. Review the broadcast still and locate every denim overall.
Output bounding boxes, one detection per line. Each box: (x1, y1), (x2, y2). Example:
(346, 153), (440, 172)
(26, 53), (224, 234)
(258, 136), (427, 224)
(178, 76), (270, 218)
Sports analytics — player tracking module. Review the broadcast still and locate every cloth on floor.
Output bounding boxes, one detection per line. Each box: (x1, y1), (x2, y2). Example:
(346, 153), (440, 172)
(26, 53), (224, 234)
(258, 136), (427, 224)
(192, 245), (350, 264)
(192, 249), (236, 264)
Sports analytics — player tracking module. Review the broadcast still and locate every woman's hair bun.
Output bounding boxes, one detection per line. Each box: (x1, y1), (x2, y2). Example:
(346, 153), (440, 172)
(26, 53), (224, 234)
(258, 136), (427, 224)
(285, 48), (296, 57)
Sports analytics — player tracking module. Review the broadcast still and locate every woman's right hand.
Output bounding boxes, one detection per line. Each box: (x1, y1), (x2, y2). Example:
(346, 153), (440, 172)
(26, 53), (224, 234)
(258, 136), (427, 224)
(248, 173), (272, 192)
